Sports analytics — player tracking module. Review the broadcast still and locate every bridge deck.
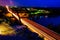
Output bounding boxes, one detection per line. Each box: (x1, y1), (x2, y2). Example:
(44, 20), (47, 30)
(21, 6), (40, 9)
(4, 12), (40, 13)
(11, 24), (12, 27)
(20, 18), (60, 40)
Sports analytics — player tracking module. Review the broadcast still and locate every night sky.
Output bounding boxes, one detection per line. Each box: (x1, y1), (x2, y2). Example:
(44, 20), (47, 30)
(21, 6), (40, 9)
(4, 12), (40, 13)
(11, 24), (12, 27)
(0, 0), (60, 7)
(0, 0), (60, 26)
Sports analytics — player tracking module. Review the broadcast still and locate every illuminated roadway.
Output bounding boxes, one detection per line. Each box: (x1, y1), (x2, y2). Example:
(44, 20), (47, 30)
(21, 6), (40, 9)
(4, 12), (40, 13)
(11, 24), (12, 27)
(20, 18), (60, 40)
(5, 6), (60, 40)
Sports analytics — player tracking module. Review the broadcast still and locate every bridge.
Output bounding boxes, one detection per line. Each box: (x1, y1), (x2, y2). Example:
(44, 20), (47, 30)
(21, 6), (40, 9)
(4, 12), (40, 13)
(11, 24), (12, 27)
(20, 18), (60, 40)
(5, 6), (60, 40)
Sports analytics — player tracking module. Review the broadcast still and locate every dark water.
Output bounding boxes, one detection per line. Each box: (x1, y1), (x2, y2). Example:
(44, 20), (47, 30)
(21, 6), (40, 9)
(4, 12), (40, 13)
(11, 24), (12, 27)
(0, 18), (44, 40)
(29, 15), (60, 34)
(30, 15), (60, 27)
(0, 27), (43, 40)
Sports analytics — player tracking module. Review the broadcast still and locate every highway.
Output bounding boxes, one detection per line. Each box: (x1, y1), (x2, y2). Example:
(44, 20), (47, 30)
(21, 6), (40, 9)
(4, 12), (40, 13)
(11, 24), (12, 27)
(5, 6), (60, 40)
(20, 18), (60, 40)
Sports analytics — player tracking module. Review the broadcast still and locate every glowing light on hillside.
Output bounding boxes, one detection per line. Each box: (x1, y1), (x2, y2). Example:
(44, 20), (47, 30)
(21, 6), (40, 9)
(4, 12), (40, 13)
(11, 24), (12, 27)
(0, 22), (15, 35)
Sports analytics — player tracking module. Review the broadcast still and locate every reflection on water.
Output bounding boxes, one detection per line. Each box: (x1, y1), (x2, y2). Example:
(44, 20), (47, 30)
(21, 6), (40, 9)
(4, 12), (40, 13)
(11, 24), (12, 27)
(30, 15), (60, 34)
(0, 18), (44, 40)
(0, 22), (16, 36)
(30, 15), (60, 27)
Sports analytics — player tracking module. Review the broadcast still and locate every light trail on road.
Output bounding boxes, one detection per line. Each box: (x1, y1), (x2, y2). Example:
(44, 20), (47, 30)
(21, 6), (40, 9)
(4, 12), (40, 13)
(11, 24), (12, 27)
(5, 5), (60, 40)
(6, 5), (19, 20)
(20, 18), (60, 40)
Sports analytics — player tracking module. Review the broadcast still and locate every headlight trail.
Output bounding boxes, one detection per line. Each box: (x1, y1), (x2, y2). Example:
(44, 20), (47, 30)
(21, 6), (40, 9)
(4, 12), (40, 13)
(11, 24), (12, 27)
(6, 5), (19, 20)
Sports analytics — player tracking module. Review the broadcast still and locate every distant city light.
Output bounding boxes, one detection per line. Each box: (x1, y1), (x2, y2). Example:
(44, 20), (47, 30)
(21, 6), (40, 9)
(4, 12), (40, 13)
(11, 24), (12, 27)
(31, 9), (50, 14)
(45, 15), (48, 18)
